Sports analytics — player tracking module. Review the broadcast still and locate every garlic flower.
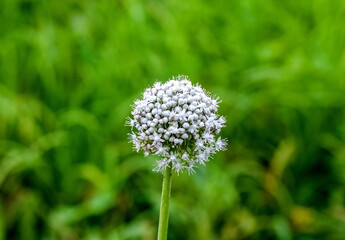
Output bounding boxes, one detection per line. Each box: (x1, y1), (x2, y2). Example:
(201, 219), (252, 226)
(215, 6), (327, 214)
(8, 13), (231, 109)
(126, 75), (227, 174)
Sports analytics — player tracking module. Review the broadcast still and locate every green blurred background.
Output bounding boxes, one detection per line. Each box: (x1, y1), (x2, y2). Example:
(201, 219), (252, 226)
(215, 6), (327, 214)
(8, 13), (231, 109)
(1, 0), (345, 239)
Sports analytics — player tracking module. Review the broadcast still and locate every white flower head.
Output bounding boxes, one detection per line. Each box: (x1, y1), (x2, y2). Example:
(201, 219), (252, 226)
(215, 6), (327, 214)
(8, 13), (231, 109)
(126, 75), (227, 174)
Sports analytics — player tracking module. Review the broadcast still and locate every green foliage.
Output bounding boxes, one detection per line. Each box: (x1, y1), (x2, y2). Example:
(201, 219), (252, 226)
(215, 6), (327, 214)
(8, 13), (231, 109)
(1, 0), (345, 239)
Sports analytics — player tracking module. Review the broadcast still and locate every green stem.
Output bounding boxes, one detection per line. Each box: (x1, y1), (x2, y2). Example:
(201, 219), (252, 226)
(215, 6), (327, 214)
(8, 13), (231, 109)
(157, 166), (173, 240)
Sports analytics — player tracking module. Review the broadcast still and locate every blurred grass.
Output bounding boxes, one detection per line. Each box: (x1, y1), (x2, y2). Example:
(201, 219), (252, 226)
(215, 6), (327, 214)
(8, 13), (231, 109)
(1, 0), (345, 239)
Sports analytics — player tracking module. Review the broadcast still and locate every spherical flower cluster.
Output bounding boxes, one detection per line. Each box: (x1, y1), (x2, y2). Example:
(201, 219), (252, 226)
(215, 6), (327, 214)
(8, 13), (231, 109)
(126, 75), (227, 174)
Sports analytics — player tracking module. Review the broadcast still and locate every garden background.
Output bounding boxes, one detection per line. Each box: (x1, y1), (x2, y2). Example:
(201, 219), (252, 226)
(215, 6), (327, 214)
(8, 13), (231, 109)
(1, 0), (345, 239)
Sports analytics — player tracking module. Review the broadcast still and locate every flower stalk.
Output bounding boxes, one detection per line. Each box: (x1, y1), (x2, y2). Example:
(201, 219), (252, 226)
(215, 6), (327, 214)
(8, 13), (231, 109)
(157, 166), (172, 240)
(126, 75), (227, 239)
